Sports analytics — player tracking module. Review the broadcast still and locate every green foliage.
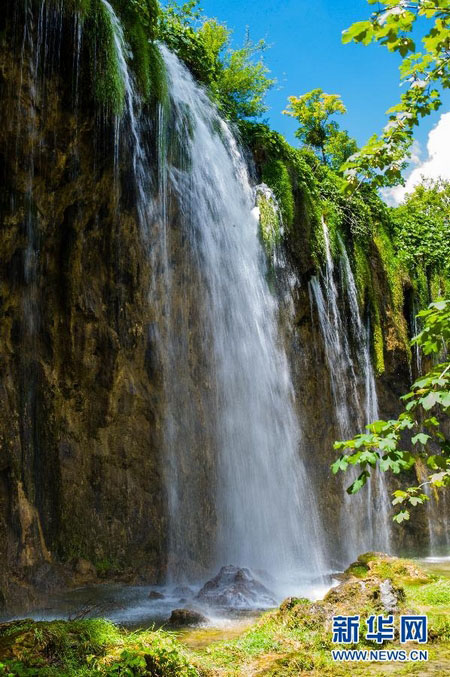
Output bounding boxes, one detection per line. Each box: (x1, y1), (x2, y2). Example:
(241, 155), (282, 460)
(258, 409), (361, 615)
(333, 299), (450, 521)
(283, 88), (349, 164)
(256, 189), (283, 251)
(158, 1), (217, 85)
(215, 32), (275, 119)
(158, 1), (274, 119)
(261, 159), (295, 229)
(324, 128), (358, 173)
(87, 0), (127, 113)
(341, 1), (450, 189)
(373, 223), (409, 345)
(317, 170), (380, 243)
(116, 0), (163, 101)
(391, 178), (450, 278)
(0, 620), (198, 676)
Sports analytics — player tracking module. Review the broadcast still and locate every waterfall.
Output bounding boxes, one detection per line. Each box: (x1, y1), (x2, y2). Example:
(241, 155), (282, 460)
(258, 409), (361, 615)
(309, 220), (391, 562)
(339, 237), (392, 555)
(156, 45), (326, 583)
(98, 1), (326, 586)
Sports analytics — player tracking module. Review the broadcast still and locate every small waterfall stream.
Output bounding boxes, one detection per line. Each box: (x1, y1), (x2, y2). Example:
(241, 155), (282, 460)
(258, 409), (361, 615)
(309, 220), (391, 562)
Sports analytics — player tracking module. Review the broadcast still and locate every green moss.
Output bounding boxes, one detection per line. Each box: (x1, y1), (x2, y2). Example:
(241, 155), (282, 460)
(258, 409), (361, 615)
(261, 158), (295, 230)
(353, 242), (371, 307)
(46, 0), (164, 113)
(406, 579), (450, 606)
(346, 562), (369, 579)
(113, 0), (161, 102)
(373, 226), (404, 312)
(94, 557), (120, 577)
(430, 271), (450, 301)
(373, 224), (411, 361)
(372, 308), (385, 375)
(415, 264), (430, 308)
(257, 190), (282, 251)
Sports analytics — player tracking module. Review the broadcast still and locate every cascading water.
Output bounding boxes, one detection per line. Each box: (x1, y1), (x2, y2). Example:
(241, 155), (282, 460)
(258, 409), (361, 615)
(309, 220), (391, 562)
(339, 238), (392, 555)
(156, 46), (326, 585)
(99, 2), (327, 589)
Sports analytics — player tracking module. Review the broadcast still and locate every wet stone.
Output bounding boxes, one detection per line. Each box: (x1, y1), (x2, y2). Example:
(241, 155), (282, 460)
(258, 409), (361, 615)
(168, 608), (208, 627)
(148, 590), (165, 600)
(196, 565), (276, 609)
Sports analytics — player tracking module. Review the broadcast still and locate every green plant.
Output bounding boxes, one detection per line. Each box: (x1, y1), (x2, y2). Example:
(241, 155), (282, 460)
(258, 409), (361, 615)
(158, 1), (274, 119)
(341, 0), (450, 189)
(391, 178), (450, 279)
(283, 88), (348, 164)
(261, 159), (295, 229)
(332, 299), (450, 522)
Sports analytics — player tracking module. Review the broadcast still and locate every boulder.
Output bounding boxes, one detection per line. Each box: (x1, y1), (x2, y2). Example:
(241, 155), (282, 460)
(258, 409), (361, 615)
(168, 608), (208, 627)
(148, 590), (165, 600)
(196, 565), (276, 608)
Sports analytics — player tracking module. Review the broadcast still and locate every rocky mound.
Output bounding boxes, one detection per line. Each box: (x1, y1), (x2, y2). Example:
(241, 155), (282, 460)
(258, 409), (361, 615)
(196, 565), (276, 609)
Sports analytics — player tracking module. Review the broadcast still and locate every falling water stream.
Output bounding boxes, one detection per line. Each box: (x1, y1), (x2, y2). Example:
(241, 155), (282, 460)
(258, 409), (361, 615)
(158, 46), (326, 586)
(309, 220), (391, 562)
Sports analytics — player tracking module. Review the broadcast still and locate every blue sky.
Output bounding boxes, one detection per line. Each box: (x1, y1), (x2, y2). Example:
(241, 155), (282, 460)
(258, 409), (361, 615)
(201, 0), (449, 153)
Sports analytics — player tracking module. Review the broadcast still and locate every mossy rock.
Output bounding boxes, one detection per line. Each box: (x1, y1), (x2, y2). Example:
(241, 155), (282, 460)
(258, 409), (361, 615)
(344, 561), (370, 579)
(349, 552), (433, 586)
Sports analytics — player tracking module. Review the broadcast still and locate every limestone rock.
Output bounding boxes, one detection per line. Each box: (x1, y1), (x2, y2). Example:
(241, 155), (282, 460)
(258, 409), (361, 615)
(196, 565), (276, 608)
(379, 579), (400, 613)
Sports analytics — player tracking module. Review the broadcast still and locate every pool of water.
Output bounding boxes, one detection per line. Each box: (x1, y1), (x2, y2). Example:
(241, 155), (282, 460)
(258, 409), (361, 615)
(0, 572), (339, 631)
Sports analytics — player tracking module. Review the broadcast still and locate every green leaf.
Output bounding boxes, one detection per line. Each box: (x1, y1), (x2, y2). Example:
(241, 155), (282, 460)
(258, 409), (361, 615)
(393, 510), (410, 523)
(412, 433), (431, 445)
(347, 471), (370, 494)
(367, 419), (389, 434)
(421, 392), (439, 410)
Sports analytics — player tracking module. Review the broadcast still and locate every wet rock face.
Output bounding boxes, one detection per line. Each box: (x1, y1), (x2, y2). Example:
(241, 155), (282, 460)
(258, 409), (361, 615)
(379, 579), (400, 614)
(0, 4), (167, 611)
(168, 608), (208, 627)
(196, 565), (276, 609)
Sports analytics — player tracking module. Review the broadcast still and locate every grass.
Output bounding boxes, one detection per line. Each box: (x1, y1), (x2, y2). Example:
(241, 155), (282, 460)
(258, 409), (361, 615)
(0, 620), (198, 676)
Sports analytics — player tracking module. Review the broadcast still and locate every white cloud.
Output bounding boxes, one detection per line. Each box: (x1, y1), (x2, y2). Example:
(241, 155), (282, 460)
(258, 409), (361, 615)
(382, 112), (450, 206)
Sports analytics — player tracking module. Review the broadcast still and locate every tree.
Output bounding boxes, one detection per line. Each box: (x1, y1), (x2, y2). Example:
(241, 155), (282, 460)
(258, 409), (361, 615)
(391, 178), (450, 278)
(332, 299), (450, 522)
(341, 0), (450, 190)
(283, 88), (355, 166)
(159, 2), (274, 119)
(198, 20), (275, 119)
(324, 128), (359, 173)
